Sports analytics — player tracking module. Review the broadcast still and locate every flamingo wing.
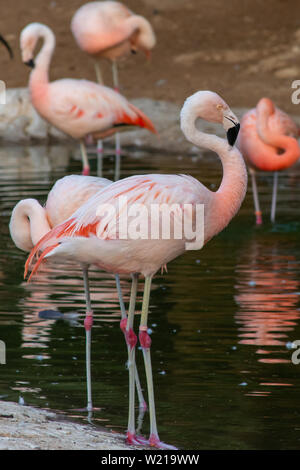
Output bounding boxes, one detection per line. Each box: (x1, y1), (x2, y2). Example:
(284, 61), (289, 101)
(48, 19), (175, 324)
(48, 79), (156, 138)
(25, 174), (206, 279)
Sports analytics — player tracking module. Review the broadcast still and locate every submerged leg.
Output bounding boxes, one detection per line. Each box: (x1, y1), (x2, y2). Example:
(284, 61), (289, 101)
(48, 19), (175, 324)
(112, 61), (121, 181)
(80, 139), (90, 176)
(115, 274), (147, 413)
(139, 276), (177, 450)
(250, 168), (262, 225)
(122, 273), (145, 445)
(82, 266), (93, 412)
(270, 171), (278, 224)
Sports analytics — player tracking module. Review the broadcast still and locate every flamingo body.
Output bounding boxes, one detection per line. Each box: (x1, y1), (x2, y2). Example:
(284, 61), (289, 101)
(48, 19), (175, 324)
(238, 98), (300, 172)
(71, 1), (156, 61)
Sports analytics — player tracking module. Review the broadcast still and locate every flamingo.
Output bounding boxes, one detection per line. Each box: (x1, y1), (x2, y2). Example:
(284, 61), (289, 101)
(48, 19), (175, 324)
(9, 174), (146, 414)
(71, 1), (156, 180)
(24, 91), (247, 449)
(238, 98), (300, 224)
(20, 22), (156, 176)
(71, 1), (156, 88)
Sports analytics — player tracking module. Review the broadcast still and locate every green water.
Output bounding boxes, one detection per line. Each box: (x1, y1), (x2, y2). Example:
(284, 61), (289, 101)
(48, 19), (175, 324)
(0, 144), (300, 450)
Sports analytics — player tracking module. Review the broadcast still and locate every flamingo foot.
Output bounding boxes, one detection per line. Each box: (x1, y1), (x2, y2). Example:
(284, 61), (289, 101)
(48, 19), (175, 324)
(82, 167), (90, 176)
(255, 211), (262, 225)
(126, 432), (148, 446)
(148, 433), (178, 450)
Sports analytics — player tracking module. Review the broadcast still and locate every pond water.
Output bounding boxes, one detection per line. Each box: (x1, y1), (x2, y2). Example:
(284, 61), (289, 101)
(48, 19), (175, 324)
(0, 143), (300, 450)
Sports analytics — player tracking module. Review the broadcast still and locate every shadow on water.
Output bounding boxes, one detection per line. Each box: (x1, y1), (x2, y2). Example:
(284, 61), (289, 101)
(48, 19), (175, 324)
(0, 144), (300, 449)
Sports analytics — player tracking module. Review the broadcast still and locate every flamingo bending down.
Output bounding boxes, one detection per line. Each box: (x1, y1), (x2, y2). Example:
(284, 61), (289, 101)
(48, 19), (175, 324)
(238, 98), (300, 224)
(71, 1), (156, 88)
(20, 23), (156, 176)
(25, 91), (247, 449)
(9, 174), (145, 413)
(71, 1), (156, 180)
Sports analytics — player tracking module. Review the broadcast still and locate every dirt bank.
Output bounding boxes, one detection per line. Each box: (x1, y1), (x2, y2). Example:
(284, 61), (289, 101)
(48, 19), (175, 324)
(0, 400), (140, 450)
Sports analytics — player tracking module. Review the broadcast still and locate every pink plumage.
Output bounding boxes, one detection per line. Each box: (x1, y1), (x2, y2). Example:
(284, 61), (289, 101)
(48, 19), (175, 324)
(24, 91), (247, 449)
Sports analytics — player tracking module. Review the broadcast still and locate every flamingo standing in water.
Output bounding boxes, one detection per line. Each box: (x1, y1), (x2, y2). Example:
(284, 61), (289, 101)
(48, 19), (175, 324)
(71, 1), (156, 179)
(9, 174), (145, 413)
(20, 23), (156, 176)
(238, 98), (300, 224)
(25, 91), (247, 449)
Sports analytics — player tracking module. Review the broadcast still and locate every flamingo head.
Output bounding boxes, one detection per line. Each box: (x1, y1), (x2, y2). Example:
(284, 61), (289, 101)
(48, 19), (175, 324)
(20, 23), (55, 68)
(257, 97), (275, 115)
(181, 91), (240, 146)
(131, 16), (156, 59)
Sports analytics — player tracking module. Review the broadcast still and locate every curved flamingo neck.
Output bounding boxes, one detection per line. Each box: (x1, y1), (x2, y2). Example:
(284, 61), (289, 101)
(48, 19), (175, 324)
(9, 199), (51, 252)
(29, 26), (55, 88)
(180, 104), (248, 234)
(256, 100), (300, 170)
(125, 15), (155, 50)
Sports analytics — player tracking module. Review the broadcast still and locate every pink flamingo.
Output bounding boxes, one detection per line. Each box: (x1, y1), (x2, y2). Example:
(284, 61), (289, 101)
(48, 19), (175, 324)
(24, 91), (247, 449)
(20, 23), (156, 176)
(9, 174), (145, 414)
(71, 2), (156, 179)
(71, 1), (156, 88)
(238, 98), (300, 224)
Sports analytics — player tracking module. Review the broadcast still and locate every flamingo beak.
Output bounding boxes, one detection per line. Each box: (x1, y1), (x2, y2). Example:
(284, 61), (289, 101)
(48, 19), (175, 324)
(227, 123), (240, 146)
(0, 34), (13, 59)
(24, 58), (35, 68)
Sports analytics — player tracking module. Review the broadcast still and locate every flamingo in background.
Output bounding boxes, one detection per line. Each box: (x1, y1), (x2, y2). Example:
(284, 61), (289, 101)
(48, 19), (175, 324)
(71, 1), (156, 88)
(238, 98), (300, 224)
(9, 174), (145, 414)
(20, 23), (156, 176)
(24, 91), (247, 449)
(71, 1), (156, 180)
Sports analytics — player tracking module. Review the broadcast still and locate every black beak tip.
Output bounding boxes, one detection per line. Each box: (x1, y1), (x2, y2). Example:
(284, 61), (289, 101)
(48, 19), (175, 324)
(24, 59), (35, 69)
(227, 123), (240, 146)
(0, 34), (13, 59)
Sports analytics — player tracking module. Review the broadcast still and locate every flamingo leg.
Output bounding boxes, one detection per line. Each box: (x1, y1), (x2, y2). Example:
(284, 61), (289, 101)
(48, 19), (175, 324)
(93, 61), (104, 177)
(94, 61), (104, 85)
(80, 139), (90, 176)
(123, 273), (145, 445)
(250, 168), (262, 225)
(139, 276), (177, 450)
(270, 171), (278, 224)
(115, 274), (147, 412)
(97, 139), (103, 177)
(82, 265), (93, 413)
(112, 60), (121, 181)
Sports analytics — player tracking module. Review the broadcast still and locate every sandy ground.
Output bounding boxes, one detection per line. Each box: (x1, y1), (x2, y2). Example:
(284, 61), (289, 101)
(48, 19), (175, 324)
(0, 400), (143, 450)
(0, 0), (300, 116)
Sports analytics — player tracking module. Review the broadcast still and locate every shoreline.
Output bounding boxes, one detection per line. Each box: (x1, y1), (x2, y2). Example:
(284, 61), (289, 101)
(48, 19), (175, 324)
(0, 400), (143, 450)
